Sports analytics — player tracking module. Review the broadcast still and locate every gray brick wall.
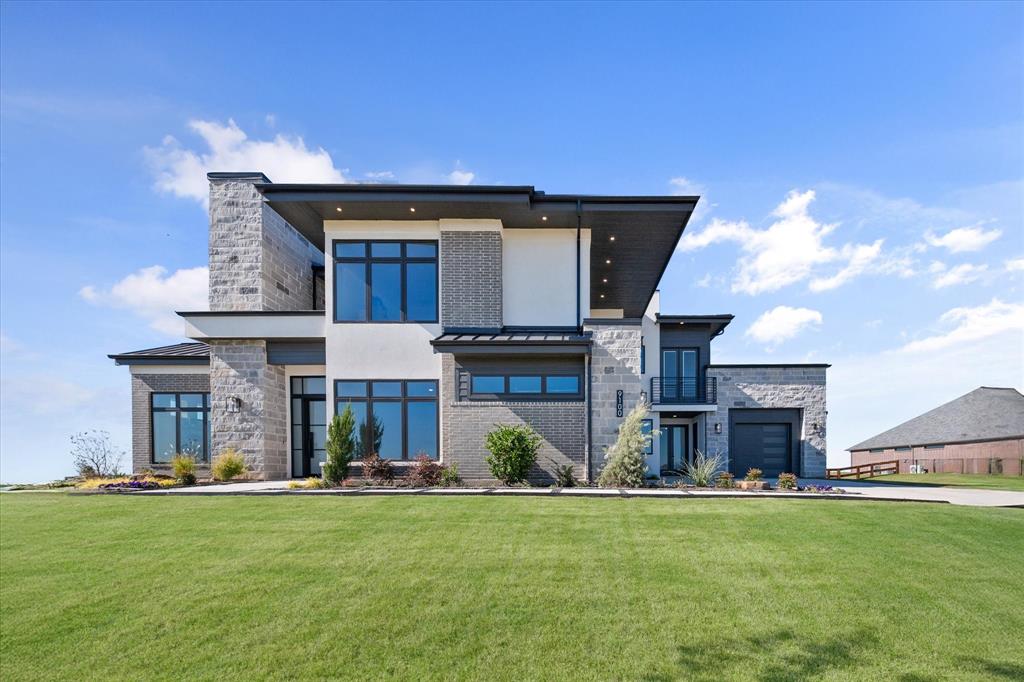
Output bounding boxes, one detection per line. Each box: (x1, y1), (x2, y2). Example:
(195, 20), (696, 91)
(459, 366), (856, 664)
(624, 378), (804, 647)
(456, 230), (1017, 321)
(130, 372), (211, 474)
(208, 175), (322, 312)
(440, 355), (585, 484)
(440, 230), (502, 328)
(209, 340), (288, 479)
(706, 366), (828, 477)
(584, 322), (643, 481)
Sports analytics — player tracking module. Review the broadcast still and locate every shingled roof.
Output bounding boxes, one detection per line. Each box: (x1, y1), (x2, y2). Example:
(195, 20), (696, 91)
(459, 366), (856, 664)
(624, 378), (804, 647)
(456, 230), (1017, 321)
(848, 387), (1024, 451)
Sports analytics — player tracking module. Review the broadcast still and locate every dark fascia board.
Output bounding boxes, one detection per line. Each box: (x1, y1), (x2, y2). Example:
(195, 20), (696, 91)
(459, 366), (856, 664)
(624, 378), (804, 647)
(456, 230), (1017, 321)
(657, 314), (735, 322)
(707, 363), (832, 369)
(108, 356), (209, 366)
(176, 310), (325, 317)
(208, 171), (271, 183)
(431, 344), (590, 356)
(583, 317), (643, 326)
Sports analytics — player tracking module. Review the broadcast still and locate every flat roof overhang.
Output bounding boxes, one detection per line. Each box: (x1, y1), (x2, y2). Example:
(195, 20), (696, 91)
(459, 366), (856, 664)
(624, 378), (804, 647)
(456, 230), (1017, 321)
(255, 182), (698, 318)
(178, 310), (326, 342)
(430, 331), (592, 356)
(656, 314), (735, 337)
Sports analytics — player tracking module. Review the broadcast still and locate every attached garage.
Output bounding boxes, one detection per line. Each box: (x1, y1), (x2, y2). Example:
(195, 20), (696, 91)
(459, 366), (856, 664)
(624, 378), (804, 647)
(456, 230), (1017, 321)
(729, 409), (801, 477)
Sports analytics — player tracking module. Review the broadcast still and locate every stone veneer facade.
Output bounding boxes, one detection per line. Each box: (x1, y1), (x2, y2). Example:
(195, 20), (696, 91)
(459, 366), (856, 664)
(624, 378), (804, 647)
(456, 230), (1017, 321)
(584, 321), (643, 481)
(705, 365), (828, 477)
(440, 230), (503, 329)
(208, 340), (288, 479)
(131, 372), (211, 474)
(440, 355), (585, 483)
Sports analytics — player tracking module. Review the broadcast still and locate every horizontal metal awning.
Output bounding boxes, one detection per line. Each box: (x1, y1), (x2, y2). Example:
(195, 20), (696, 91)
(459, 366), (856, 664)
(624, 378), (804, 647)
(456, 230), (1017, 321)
(430, 330), (592, 355)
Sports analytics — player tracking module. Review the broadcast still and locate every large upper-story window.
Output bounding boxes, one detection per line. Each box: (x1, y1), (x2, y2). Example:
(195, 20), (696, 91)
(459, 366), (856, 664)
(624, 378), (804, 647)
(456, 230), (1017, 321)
(333, 240), (438, 323)
(152, 393), (211, 463)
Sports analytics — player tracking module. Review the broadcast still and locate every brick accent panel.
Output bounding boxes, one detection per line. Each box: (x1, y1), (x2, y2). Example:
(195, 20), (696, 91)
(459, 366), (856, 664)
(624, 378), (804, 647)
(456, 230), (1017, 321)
(440, 231), (502, 328)
(706, 366), (828, 477)
(131, 372), (210, 474)
(208, 175), (323, 312)
(441, 355), (585, 484)
(584, 322), (643, 481)
(209, 340), (288, 479)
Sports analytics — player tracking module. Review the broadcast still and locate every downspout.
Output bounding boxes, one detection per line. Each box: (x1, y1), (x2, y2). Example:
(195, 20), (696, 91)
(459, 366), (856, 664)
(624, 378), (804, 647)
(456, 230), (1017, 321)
(575, 199), (582, 332)
(585, 352), (592, 483)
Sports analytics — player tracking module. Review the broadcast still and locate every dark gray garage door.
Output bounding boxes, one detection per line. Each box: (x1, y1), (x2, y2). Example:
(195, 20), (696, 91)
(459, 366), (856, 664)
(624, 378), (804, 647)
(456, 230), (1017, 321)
(731, 423), (792, 478)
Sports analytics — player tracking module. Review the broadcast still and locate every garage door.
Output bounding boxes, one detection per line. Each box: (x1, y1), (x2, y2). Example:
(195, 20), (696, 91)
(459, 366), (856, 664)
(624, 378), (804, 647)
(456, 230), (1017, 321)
(731, 423), (791, 478)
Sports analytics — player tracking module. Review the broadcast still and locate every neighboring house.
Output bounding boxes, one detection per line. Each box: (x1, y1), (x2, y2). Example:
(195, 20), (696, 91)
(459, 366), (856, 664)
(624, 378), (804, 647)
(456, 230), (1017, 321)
(847, 387), (1024, 475)
(110, 173), (828, 483)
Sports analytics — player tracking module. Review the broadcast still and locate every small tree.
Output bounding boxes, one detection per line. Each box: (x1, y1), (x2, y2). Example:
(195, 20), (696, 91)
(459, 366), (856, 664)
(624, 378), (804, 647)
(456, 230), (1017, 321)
(70, 430), (124, 478)
(597, 402), (651, 488)
(323, 407), (355, 485)
(485, 423), (541, 485)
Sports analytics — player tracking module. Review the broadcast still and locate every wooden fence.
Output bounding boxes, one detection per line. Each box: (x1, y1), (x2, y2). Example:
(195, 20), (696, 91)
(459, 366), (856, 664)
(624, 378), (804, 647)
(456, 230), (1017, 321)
(825, 460), (899, 480)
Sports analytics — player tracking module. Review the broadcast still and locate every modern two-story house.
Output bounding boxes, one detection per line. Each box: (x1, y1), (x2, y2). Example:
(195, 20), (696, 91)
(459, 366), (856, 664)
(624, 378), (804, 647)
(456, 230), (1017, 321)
(109, 173), (828, 483)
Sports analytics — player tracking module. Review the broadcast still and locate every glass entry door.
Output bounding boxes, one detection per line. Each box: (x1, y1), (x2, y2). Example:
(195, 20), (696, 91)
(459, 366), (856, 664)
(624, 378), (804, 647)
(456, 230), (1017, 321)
(662, 349), (698, 401)
(290, 377), (327, 477)
(660, 424), (690, 474)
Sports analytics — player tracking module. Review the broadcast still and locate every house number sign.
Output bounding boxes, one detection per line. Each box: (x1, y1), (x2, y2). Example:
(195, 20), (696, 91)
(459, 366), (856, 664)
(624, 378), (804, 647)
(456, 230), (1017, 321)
(616, 390), (624, 417)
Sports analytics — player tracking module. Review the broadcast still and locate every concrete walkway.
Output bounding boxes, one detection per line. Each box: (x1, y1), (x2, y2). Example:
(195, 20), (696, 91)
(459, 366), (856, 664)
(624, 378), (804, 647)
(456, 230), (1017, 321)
(140, 478), (1024, 507)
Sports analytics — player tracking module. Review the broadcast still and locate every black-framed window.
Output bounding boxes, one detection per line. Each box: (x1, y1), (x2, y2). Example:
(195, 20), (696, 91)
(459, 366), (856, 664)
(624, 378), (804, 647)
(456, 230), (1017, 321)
(640, 341), (646, 374)
(334, 380), (438, 460)
(869, 448), (885, 453)
(924, 444), (944, 450)
(152, 393), (210, 463)
(464, 372), (583, 401)
(895, 446), (912, 452)
(332, 240), (438, 323)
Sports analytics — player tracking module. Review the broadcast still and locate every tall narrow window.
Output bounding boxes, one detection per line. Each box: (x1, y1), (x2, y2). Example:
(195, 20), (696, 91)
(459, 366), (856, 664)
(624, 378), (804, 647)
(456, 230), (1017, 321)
(151, 393), (211, 463)
(332, 241), (438, 323)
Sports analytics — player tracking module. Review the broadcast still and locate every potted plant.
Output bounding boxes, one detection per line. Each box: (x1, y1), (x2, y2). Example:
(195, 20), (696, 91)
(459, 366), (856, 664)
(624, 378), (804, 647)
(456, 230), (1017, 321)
(738, 467), (768, 490)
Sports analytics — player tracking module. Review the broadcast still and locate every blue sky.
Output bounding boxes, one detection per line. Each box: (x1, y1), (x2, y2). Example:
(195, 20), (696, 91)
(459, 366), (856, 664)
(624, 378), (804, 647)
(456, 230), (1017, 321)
(1, 1), (1022, 482)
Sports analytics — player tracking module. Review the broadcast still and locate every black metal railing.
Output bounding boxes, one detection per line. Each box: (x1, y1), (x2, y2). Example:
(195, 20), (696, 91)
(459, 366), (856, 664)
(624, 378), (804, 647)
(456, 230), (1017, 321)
(650, 376), (717, 405)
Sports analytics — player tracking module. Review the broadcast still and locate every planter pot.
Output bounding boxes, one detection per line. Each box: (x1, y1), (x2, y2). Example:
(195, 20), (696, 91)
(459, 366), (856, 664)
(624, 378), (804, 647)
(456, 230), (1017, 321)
(738, 480), (769, 491)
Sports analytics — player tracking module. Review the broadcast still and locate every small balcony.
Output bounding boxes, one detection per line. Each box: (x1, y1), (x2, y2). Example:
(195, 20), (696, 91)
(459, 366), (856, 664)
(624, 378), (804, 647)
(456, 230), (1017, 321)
(650, 376), (717, 405)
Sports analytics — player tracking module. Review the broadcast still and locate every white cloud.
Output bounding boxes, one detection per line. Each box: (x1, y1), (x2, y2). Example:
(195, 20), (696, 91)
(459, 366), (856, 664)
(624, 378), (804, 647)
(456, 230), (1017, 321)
(745, 305), (823, 347)
(80, 265), (208, 336)
(1006, 257), (1024, 272)
(924, 224), (1002, 253)
(364, 170), (395, 181)
(669, 176), (712, 224)
(680, 189), (895, 295)
(899, 298), (1024, 353)
(145, 119), (348, 204)
(931, 263), (988, 289)
(446, 162), (475, 185)
(695, 273), (713, 288)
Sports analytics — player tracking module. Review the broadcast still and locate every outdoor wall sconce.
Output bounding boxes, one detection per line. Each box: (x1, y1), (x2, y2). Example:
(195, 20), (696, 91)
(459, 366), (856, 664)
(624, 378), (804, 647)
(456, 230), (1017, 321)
(714, 422), (722, 434)
(226, 396), (241, 413)
(640, 390), (648, 404)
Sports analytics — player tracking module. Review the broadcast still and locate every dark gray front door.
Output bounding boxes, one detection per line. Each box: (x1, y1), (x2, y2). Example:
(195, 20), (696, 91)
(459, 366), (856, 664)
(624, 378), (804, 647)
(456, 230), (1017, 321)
(731, 423), (791, 478)
(290, 376), (327, 478)
(660, 424), (690, 474)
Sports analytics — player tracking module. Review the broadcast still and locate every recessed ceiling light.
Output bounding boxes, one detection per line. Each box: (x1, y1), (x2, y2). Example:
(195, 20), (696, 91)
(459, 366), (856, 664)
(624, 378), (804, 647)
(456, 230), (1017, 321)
(541, 216), (548, 221)
(605, 259), (611, 264)
(600, 294), (605, 299)
(409, 207), (416, 212)
(602, 278), (608, 283)
(610, 236), (616, 241)
(336, 207), (343, 212)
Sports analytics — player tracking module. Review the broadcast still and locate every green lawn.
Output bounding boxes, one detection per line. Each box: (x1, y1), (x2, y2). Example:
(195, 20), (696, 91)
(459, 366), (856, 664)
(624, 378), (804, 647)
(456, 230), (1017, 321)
(2, 495), (1022, 681)
(869, 473), (1024, 492)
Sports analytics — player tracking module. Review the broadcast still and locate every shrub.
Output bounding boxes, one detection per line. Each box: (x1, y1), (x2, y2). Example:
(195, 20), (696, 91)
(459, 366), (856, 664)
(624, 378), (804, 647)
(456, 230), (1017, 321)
(777, 473), (798, 490)
(744, 468), (763, 482)
(553, 463), (576, 488)
(288, 477), (329, 490)
(361, 453), (394, 484)
(211, 448), (247, 482)
(408, 453), (444, 487)
(323, 407), (356, 485)
(70, 430), (124, 478)
(681, 449), (724, 487)
(715, 472), (735, 489)
(171, 454), (197, 485)
(485, 424), (541, 485)
(597, 402), (651, 488)
(439, 462), (461, 487)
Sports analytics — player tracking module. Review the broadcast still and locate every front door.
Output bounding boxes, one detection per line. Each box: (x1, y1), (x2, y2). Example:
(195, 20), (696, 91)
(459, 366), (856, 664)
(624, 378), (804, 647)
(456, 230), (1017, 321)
(290, 377), (327, 477)
(660, 424), (690, 475)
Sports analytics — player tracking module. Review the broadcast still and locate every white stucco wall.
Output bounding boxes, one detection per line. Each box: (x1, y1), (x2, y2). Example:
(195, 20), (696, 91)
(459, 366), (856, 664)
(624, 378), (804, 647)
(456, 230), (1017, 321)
(502, 228), (590, 327)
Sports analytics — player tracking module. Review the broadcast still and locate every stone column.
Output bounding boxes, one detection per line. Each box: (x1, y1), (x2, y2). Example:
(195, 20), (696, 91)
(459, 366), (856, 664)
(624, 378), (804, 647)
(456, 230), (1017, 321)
(584, 321), (643, 481)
